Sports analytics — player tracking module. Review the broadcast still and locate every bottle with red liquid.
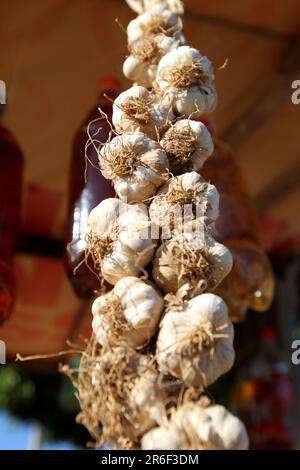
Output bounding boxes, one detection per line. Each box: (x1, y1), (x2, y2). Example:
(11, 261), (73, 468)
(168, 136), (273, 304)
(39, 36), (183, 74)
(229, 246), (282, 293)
(0, 103), (24, 324)
(65, 77), (122, 299)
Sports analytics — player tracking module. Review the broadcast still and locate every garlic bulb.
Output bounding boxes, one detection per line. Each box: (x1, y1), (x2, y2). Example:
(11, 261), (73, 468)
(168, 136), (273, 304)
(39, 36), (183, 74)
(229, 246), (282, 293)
(194, 404), (249, 450)
(156, 293), (235, 388)
(86, 198), (155, 285)
(125, 0), (184, 15)
(127, 5), (184, 46)
(99, 133), (169, 202)
(89, 346), (165, 442)
(66, 0), (252, 451)
(123, 34), (179, 88)
(92, 276), (164, 348)
(172, 402), (249, 450)
(156, 45), (215, 91)
(149, 172), (219, 237)
(112, 86), (173, 140)
(152, 231), (233, 294)
(160, 119), (214, 173)
(142, 402), (249, 450)
(156, 46), (217, 117)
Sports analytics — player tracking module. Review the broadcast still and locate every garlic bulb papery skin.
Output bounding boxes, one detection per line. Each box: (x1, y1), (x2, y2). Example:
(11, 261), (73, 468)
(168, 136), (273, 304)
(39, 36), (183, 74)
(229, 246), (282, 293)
(171, 402), (249, 450)
(142, 426), (183, 450)
(152, 231), (233, 294)
(86, 198), (155, 285)
(112, 86), (174, 140)
(160, 119), (214, 173)
(125, 0), (184, 15)
(196, 404), (249, 450)
(171, 84), (218, 118)
(156, 46), (217, 117)
(99, 133), (169, 202)
(127, 5), (184, 46)
(156, 293), (235, 388)
(142, 402), (249, 450)
(149, 172), (219, 237)
(123, 34), (180, 88)
(92, 276), (164, 348)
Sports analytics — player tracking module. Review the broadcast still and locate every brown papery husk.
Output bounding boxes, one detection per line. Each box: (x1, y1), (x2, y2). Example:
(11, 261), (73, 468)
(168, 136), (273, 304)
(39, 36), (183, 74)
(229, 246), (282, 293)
(162, 125), (197, 170)
(129, 36), (161, 66)
(168, 61), (210, 89)
(121, 95), (153, 125)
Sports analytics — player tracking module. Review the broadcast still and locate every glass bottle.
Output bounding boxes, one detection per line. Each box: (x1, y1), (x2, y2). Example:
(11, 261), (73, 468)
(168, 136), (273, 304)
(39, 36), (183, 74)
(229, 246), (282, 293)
(65, 77), (122, 299)
(201, 137), (274, 322)
(0, 104), (24, 323)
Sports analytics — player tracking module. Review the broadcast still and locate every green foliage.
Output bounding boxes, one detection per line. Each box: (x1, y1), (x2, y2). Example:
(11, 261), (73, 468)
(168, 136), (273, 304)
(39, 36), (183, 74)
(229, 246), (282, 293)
(0, 366), (35, 409)
(0, 364), (89, 446)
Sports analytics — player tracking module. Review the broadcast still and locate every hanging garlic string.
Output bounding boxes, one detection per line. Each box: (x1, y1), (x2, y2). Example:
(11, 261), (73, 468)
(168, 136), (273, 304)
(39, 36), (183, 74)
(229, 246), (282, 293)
(64, 0), (249, 450)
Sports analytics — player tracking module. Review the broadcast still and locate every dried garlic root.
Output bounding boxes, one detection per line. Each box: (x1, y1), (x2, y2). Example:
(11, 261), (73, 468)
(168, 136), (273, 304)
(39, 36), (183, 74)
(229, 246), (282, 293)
(99, 132), (169, 202)
(127, 5), (184, 45)
(160, 119), (214, 173)
(112, 85), (174, 139)
(152, 231), (233, 295)
(149, 171), (219, 236)
(78, 343), (166, 447)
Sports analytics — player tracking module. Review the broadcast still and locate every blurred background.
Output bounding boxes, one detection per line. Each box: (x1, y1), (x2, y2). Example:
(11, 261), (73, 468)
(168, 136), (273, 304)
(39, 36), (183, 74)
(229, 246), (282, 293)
(0, 0), (300, 450)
